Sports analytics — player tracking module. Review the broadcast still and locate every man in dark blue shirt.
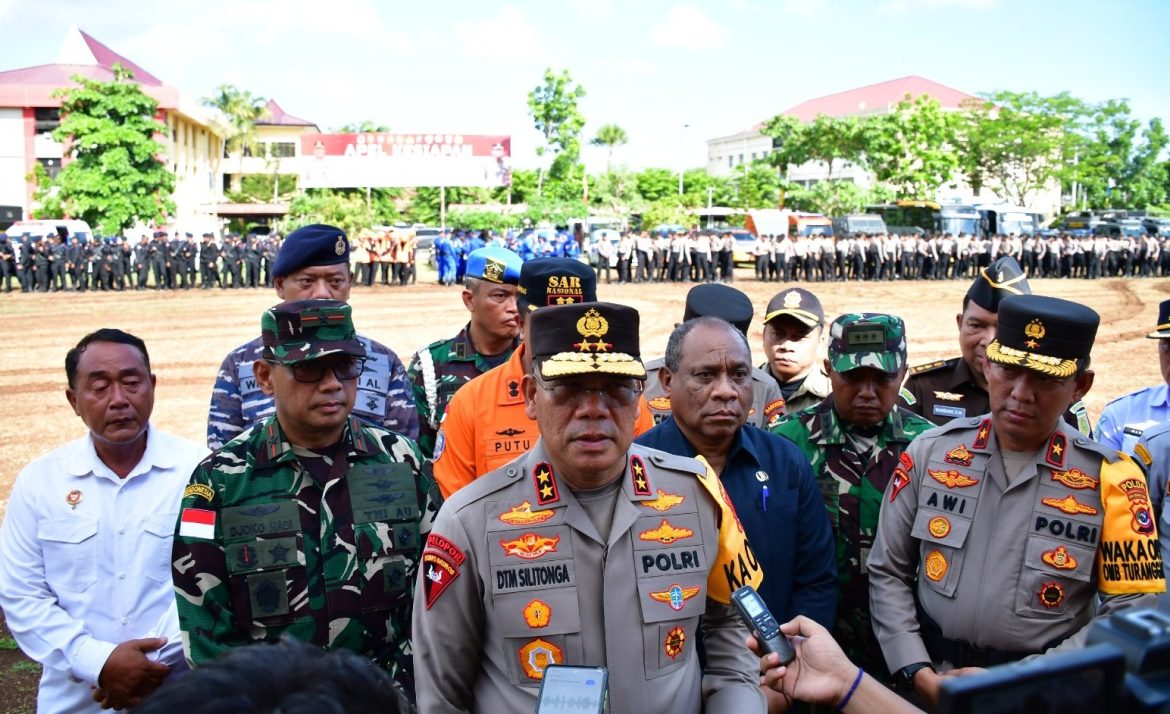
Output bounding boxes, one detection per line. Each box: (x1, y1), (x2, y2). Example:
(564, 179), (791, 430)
(636, 315), (837, 713)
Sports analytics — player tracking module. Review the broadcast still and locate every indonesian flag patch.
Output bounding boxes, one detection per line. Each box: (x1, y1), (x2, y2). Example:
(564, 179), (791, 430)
(179, 508), (216, 539)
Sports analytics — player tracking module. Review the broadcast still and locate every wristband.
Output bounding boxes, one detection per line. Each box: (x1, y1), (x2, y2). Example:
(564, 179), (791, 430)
(836, 667), (864, 712)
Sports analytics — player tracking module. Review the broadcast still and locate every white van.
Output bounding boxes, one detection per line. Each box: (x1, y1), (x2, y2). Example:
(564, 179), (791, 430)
(6, 219), (94, 243)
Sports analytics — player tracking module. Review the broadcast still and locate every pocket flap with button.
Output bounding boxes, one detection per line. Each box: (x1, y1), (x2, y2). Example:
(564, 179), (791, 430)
(144, 512), (178, 537)
(38, 518), (98, 544)
(911, 509), (971, 549)
(494, 590), (581, 637)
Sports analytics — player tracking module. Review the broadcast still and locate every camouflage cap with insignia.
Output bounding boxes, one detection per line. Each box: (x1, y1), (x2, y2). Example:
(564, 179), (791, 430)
(986, 295), (1098, 378)
(261, 299), (366, 364)
(966, 256), (1030, 312)
(516, 257), (597, 312)
(529, 302), (646, 380)
(466, 246), (522, 285)
(827, 313), (907, 374)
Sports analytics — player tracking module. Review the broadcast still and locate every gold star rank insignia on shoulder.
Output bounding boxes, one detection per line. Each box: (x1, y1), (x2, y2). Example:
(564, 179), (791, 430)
(532, 462), (560, 506)
(630, 455), (651, 496)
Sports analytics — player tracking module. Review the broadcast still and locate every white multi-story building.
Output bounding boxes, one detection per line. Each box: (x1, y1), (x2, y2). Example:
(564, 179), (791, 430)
(706, 75), (1061, 217)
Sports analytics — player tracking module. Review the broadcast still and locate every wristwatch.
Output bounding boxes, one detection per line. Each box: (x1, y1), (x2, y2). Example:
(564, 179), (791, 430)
(896, 661), (933, 685)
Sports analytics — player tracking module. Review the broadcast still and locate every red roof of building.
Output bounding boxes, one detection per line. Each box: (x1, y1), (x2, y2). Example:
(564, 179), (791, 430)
(75, 29), (163, 86)
(0, 28), (175, 108)
(781, 75), (977, 122)
(257, 99), (317, 128)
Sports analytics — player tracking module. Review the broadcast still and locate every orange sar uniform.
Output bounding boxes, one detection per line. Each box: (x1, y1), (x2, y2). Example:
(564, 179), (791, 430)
(433, 343), (656, 498)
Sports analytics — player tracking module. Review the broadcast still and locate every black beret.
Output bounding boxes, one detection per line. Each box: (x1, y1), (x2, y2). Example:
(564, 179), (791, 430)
(273, 224), (349, 278)
(683, 284), (753, 335)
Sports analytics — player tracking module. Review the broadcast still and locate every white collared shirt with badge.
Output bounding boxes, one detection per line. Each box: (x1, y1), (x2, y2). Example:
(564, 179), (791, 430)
(0, 427), (207, 713)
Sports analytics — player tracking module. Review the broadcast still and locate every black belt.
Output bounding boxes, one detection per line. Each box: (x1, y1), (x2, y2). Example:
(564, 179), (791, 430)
(918, 604), (1034, 668)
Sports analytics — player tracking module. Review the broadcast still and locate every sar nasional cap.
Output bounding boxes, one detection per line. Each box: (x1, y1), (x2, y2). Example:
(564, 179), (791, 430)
(528, 302), (645, 380)
(516, 257), (597, 312)
(986, 295), (1098, 378)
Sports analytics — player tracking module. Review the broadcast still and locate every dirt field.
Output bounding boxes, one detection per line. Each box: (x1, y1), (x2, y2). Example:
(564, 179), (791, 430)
(1, 269), (1167, 521)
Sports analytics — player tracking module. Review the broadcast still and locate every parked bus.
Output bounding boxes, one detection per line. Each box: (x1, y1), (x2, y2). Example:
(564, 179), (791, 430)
(975, 203), (1041, 236)
(866, 200), (980, 236)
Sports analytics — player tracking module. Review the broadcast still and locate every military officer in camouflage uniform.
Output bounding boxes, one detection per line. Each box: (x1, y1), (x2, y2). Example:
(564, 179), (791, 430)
(899, 256), (1092, 434)
(206, 224), (417, 451)
(759, 288), (832, 423)
(406, 246), (523, 459)
(414, 301), (764, 714)
(644, 283), (783, 428)
(174, 299), (429, 694)
(770, 313), (933, 681)
(869, 295), (1164, 708)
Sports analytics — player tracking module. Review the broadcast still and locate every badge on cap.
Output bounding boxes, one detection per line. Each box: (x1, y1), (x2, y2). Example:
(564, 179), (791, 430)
(482, 257), (506, 283)
(1024, 319), (1046, 349)
(783, 290), (802, 308)
(65, 489), (83, 510)
(334, 236), (346, 256)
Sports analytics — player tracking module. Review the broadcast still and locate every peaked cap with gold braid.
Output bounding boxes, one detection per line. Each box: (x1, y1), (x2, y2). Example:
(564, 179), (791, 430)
(986, 295), (1099, 379)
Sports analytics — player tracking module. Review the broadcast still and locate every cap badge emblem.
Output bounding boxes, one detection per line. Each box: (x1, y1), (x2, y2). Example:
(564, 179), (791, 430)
(334, 236), (346, 255)
(783, 290), (802, 308)
(574, 308), (611, 353)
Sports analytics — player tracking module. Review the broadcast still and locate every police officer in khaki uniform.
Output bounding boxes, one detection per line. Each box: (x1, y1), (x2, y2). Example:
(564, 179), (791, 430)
(413, 301), (765, 714)
(869, 294), (1164, 709)
(899, 256), (1092, 434)
(759, 288), (832, 423)
(644, 283), (783, 428)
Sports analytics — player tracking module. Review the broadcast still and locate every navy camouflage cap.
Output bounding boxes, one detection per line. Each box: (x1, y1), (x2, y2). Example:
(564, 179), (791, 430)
(827, 313), (907, 374)
(466, 246), (522, 285)
(272, 224), (349, 278)
(261, 299), (366, 364)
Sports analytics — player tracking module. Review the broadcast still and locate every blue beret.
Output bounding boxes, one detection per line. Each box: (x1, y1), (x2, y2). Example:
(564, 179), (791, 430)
(273, 224), (349, 278)
(466, 247), (522, 285)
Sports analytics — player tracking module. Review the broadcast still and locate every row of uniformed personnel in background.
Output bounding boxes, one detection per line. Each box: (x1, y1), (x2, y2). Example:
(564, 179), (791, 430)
(3, 222), (1170, 713)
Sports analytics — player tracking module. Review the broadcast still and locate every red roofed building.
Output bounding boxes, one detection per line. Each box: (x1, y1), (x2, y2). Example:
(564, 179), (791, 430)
(708, 75), (978, 179)
(705, 75), (1059, 214)
(0, 27), (225, 232)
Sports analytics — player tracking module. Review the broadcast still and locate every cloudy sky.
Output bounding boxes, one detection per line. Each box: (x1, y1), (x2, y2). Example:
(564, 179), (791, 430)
(1, 0), (1167, 172)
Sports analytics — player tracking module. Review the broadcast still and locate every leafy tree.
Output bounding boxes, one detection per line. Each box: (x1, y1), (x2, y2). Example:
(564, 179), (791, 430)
(761, 115), (806, 176)
(591, 123), (628, 172)
(227, 174), (299, 204)
(286, 190), (374, 236)
(528, 69), (586, 195)
(639, 199), (696, 231)
(635, 168), (678, 202)
(334, 121), (391, 133)
(733, 164), (784, 209)
(48, 65), (175, 235)
(788, 180), (872, 217)
(202, 84), (268, 158)
(863, 95), (959, 199)
(761, 113), (864, 181)
(27, 163), (65, 219)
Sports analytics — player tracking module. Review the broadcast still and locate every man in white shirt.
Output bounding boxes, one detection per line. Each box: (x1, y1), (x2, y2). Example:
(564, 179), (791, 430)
(0, 328), (207, 712)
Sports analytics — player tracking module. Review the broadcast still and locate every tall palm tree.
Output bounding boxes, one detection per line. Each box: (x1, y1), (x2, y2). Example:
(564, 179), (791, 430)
(591, 124), (628, 173)
(202, 85), (268, 191)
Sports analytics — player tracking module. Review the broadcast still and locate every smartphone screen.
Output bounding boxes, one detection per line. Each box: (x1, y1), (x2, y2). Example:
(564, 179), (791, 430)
(536, 665), (608, 714)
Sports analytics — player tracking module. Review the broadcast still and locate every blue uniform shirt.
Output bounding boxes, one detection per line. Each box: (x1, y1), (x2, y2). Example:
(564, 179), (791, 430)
(1095, 383), (1170, 454)
(636, 418), (837, 629)
(1135, 419), (1170, 611)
